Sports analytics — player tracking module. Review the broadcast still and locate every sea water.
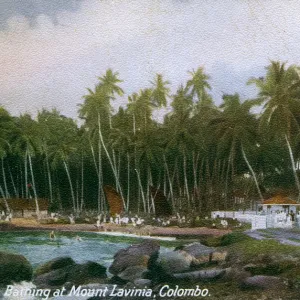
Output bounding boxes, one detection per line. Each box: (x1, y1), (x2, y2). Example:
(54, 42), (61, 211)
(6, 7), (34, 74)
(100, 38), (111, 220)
(0, 231), (176, 299)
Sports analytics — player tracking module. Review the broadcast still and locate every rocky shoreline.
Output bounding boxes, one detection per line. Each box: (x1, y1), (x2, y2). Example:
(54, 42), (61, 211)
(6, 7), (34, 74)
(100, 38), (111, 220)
(2, 220), (300, 299)
(0, 239), (229, 299)
(2, 231), (300, 300)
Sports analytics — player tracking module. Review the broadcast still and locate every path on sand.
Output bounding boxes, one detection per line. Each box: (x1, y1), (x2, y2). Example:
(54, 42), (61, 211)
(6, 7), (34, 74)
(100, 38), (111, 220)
(245, 228), (300, 246)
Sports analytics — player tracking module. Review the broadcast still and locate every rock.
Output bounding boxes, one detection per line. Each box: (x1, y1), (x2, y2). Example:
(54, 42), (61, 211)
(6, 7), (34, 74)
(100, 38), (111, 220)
(67, 261), (107, 285)
(109, 254), (150, 275)
(211, 250), (228, 262)
(173, 268), (226, 281)
(34, 257), (75, 276)
(224, 267), (251, 283)
(243, 259), (297, 276)
(179, 242), (214, 265)
(34, 261), (107, 288)
(109, 240), (159, 275)
(34, 267), (70, 288)
(118, 265), (148, 282)
(241, 275), (286, 290)
(134, 279), (152, 288)
(181, 242), (213, 258)
(155, 251), (192, 275)
(113, 239), (160, 258)
(0, 251), (33, 285)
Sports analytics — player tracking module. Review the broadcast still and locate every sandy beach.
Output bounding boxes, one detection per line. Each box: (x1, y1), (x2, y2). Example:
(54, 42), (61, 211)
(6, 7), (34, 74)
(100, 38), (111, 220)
(4, 218), (231, 238)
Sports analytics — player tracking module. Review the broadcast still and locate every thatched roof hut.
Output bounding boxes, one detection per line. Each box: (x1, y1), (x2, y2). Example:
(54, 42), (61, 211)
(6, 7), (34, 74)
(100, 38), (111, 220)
(0, 198), (49, 217)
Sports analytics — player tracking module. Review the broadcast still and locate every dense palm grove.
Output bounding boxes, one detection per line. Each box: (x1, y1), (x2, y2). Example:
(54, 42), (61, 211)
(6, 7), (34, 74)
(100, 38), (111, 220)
(1, 61), (300, 216)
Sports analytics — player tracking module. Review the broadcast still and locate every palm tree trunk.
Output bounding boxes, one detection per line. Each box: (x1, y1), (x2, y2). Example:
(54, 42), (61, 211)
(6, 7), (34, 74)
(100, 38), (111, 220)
(0, 186), (10, 212)
(98, 114), (126, 210)
(89, 141), (101, 211)
(241, 145), (264, 201)
(25, 153), (28, 199)
(148, 167), (156, 214)
(183, 150), (190, 206)
(98, 139), (102, 212)
(192, 151), (199, 205)
(126, 152), (130, 211)
(76, 178), (79, 213)
(19, 162), (24, 198)
(80, 154), (85, 211)
(285, 135), (300, 200)
(1, 158), (9, 198)
(8, 165), (18, 198)
(163, 154), (174, 208)
(28, 151), (40, 218)
(63, 158), (76, 213)
(90, 143), (99, 176)
(45, 151), (53, 203)
(135, 168), (146, 213)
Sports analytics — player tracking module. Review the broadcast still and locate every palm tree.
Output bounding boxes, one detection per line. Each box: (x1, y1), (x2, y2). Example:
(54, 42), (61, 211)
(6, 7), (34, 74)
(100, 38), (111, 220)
(150, 73), (170, 108)
(248, 61), (300, 199)
(186, 67), (212, 110)
(97, 69), (124, 98)
(210, 94), (263, 205)
(13, 114), (42, 218)
(47, 114), (79, 212)
(0, 107), (15, 210)
(79, 69), (125, 211)
(165, 86), (194, 207)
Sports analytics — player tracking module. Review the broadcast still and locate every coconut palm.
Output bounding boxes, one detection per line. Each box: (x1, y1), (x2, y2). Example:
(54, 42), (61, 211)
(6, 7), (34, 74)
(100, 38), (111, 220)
(186, 67), (212, 111)
(13, 114), (42, 218)
(210, 94), (263, 204)
(79, 69), (125, 211)
(47, 114), (79, 212)
(150, 73), (170, 108)
(248, 61), (300, 199)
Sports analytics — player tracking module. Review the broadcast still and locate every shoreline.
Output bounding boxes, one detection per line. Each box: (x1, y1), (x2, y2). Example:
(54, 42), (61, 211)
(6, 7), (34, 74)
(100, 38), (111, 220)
(0, 218), (232, 239)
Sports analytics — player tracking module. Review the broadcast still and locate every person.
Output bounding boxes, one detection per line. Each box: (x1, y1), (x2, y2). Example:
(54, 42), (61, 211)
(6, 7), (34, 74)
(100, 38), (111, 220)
(49, 230), (56, 240)
(75, 235), (82, 241)
(290, 210), (295, 222)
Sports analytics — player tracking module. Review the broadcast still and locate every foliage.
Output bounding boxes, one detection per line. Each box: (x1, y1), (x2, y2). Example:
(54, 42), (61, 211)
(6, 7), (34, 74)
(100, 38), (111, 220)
(1, 62), (300, 214)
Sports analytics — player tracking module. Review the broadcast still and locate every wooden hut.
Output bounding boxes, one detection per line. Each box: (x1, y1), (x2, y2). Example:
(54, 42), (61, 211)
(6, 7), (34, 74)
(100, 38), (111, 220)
(0, 198), (49, 217)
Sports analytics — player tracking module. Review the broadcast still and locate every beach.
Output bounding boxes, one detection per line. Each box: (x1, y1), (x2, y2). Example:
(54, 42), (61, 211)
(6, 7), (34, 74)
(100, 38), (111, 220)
(3, 218), (231, 239)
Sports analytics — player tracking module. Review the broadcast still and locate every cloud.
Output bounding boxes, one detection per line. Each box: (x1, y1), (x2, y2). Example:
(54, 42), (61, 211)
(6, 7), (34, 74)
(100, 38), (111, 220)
(0, 0), (84, 29)
(1, 0), (300, 120)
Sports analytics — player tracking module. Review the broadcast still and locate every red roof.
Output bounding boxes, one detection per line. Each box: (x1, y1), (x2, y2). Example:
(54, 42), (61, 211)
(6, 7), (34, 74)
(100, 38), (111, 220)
(263, 195), (298, 205)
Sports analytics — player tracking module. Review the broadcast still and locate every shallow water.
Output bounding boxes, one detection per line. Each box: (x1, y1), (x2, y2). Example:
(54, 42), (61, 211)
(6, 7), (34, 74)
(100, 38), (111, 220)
(0, 231), (175, 269)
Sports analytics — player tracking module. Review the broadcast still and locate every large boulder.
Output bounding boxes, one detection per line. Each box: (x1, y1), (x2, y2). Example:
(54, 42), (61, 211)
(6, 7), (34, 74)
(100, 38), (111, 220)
(241, 275), (286, 290)
(109, 239), (159, 276)
(118, 265), (148, 282)
(34, 267), (70, 288)
(154, 251), (193, 275)
(0, 251), (33, 285)
(67, 261), (107, 285)
(179, 242), (214, 265)
(34, 260), (107, 288)
(181, 242), (213, 258)
(34, 257), (75, 276)
(173, 268), (226, 282)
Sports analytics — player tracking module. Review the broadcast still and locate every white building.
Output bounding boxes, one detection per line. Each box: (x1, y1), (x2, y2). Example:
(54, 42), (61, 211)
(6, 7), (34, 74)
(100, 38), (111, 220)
(212, 195), (300, 230)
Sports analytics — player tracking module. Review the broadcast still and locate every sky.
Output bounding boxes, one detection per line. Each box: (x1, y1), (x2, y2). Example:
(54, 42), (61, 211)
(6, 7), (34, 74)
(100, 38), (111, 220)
(1, 0), (300, 122)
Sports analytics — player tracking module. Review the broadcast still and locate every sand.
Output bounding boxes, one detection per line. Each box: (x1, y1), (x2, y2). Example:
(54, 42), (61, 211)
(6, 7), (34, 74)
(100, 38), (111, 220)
(6, 218), (231, 238)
